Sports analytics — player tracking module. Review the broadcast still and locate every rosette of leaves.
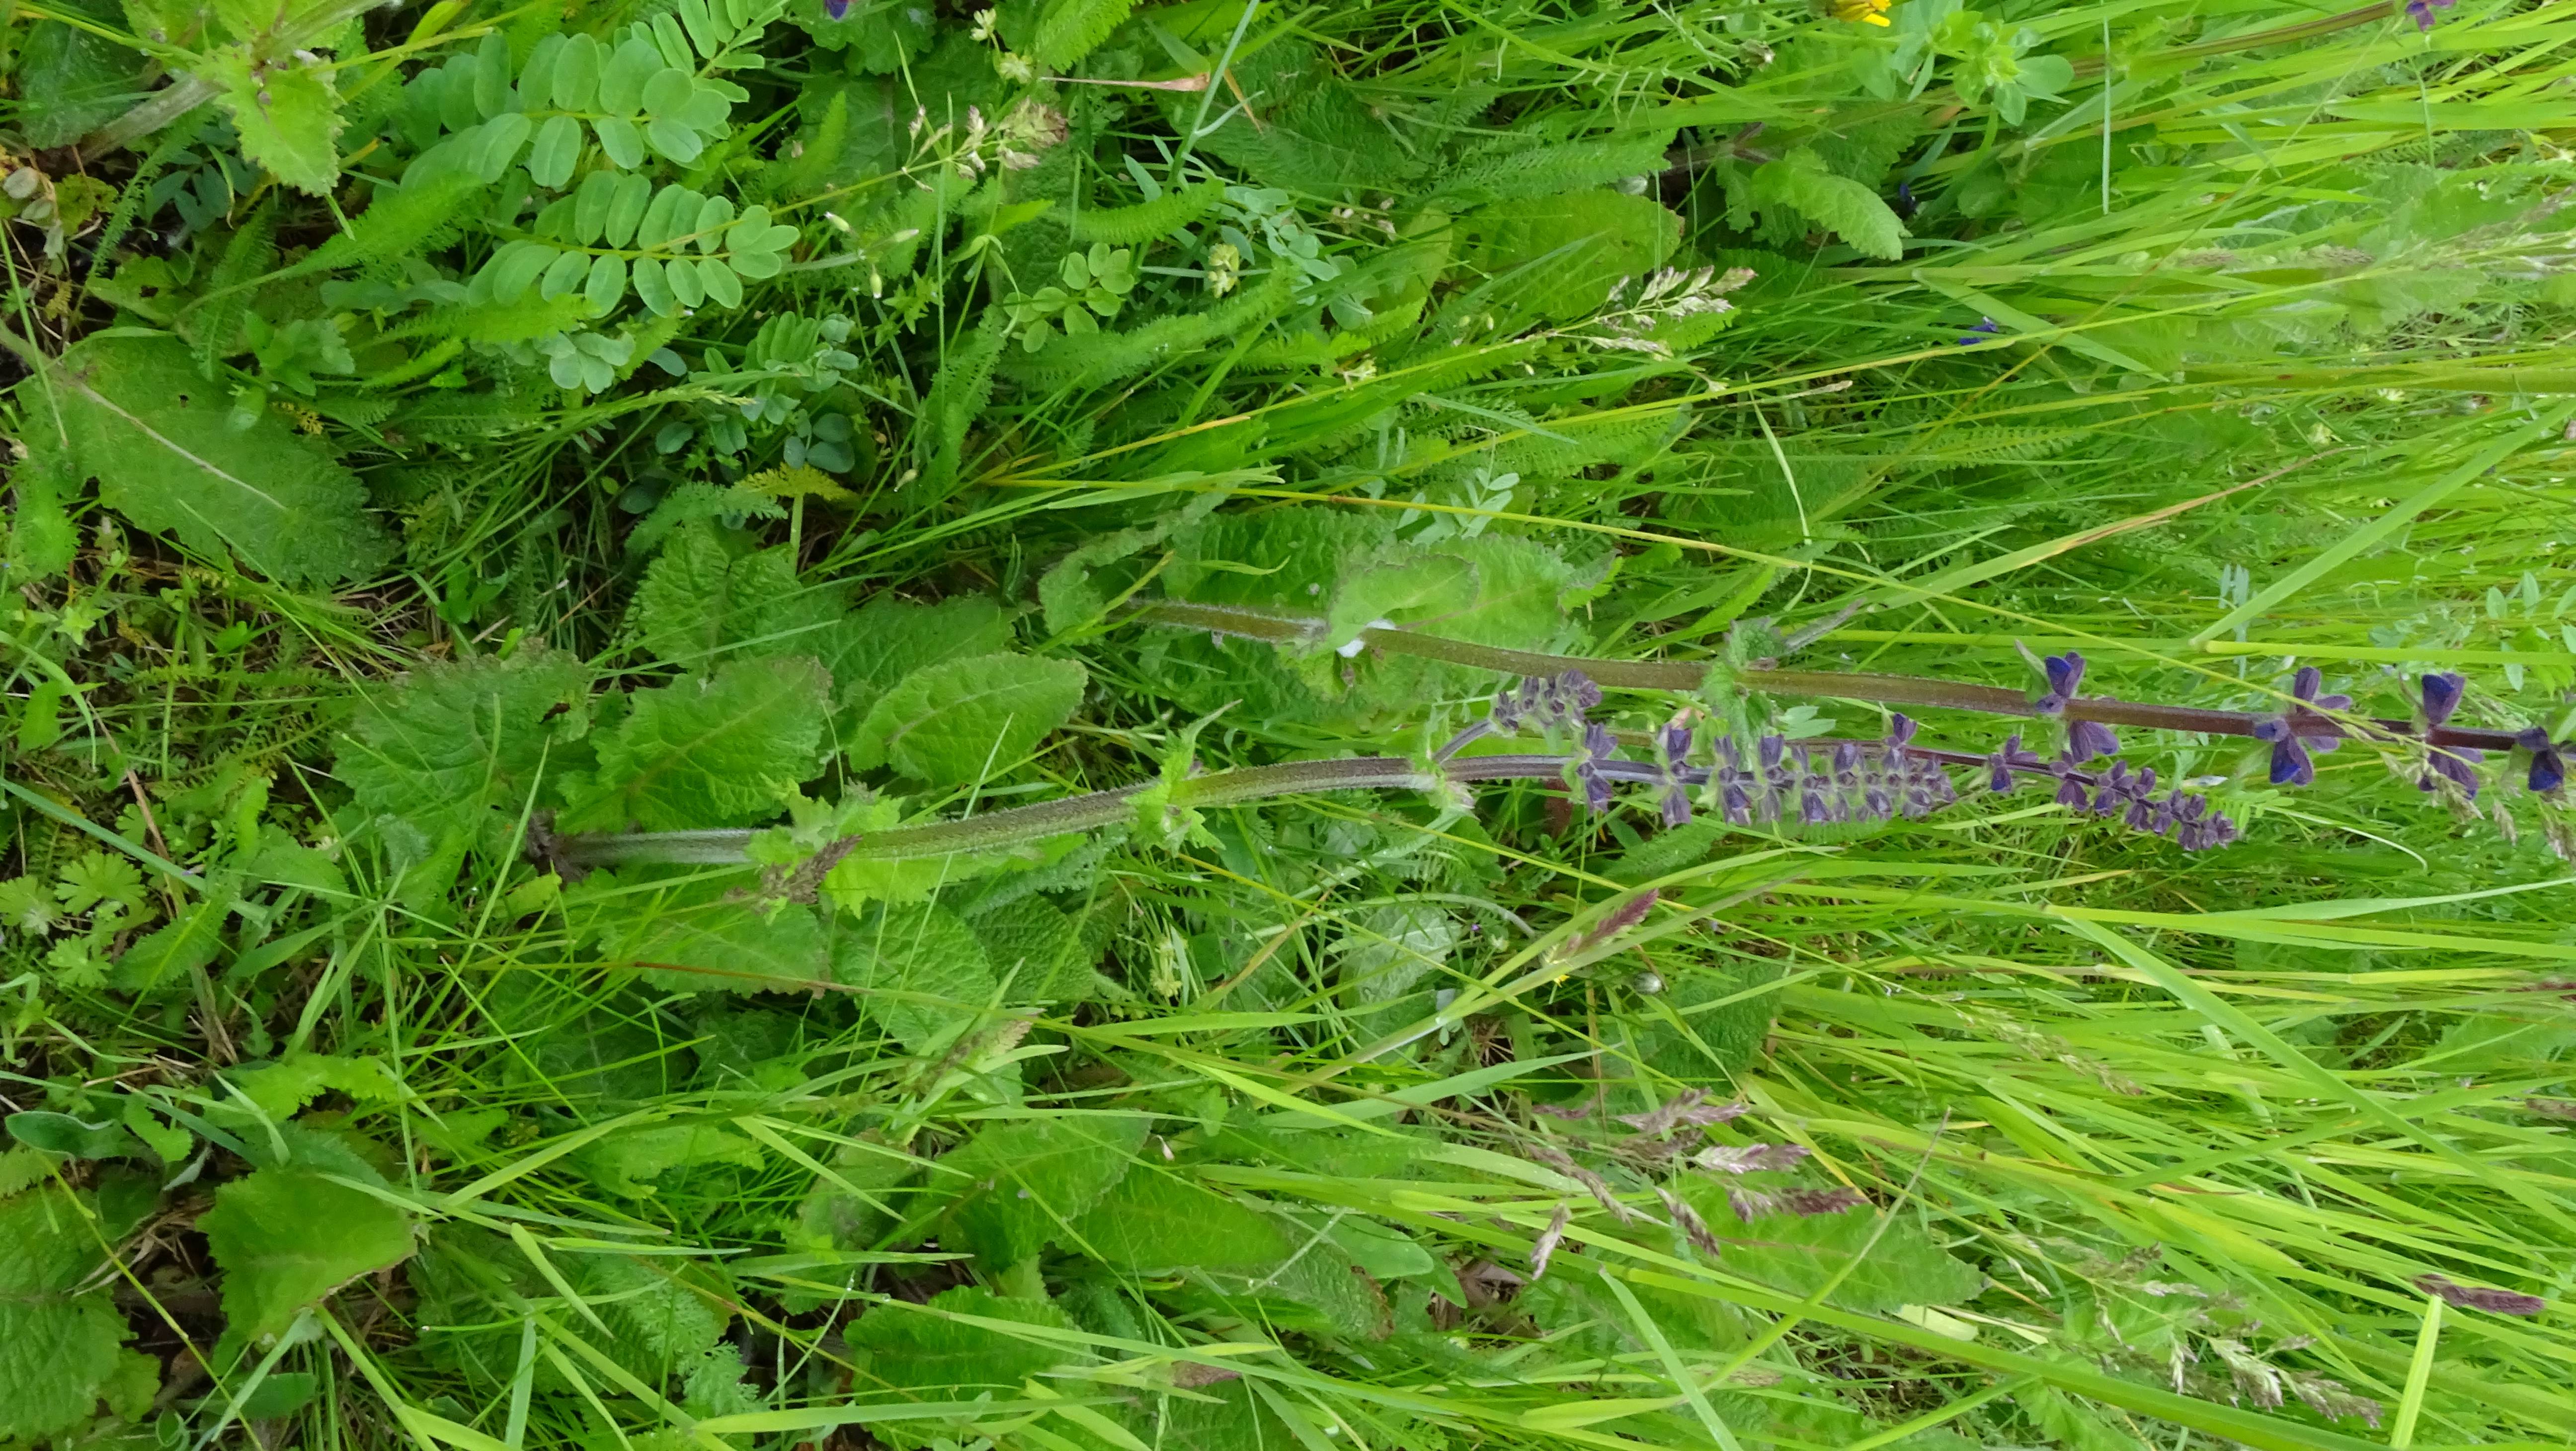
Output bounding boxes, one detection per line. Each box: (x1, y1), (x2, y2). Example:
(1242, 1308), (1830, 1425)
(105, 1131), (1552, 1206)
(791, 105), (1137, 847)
(397, 2), (782, 188)
(463, 174), (799, 318)
(1002, 242), (1139, 352)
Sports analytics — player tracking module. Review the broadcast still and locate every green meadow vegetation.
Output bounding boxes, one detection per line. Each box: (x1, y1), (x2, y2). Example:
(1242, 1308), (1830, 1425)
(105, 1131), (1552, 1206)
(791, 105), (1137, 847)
(2, 0), (2574, 1448)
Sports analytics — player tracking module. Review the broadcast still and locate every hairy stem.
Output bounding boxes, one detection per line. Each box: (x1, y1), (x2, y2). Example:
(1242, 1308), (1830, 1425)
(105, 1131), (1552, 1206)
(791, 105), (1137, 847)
(551, 753), (1661, 869)
(1133, 600), (2522, 753)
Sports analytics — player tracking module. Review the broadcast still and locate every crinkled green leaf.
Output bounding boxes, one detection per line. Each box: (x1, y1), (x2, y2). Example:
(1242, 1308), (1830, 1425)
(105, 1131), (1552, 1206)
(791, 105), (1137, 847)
(561, 656), (831, 832)
(1333, 902), (1457, 1027)
(626, 520), (844, 670)
(850, 652), (1087, 788)
(1069, 1172), (1386, 1339)
(225, 1053), (410, 1123)
(16, 0), (141, 148)
(1071, 1172), (1288, 1272)
(203, 1170), (415, 1358)
(24, 334), (389, 584)
(963, 895), (1094, 1001)
(336, 648), (592, 854)
(944, 1114), (1149, 1267)
(597, 885), (833, 995)
(1682, 1179), (1983, 1312)
(0, 1188), (132, 1443)
(815, 594), (1015, 718)
(846, 1287), (1075, 1398)
(572, 1123), (766, 1198)
(204, 49), (344, 196)
(831, 899), (1000, 1053)
(1323, 555), (1477, 652)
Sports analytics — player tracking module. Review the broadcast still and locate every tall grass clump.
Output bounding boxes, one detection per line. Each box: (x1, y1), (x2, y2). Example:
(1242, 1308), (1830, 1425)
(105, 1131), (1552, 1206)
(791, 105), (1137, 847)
(1, 0), (2573, 1449)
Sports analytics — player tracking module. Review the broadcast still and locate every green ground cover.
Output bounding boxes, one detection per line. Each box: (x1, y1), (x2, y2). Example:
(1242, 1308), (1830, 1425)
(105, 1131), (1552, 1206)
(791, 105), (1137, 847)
(3, 0), (2575, 1448)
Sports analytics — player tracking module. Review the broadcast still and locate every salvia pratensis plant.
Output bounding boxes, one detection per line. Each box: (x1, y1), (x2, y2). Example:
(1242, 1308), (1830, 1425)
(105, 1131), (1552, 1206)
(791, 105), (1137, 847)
(8, 0), (2576, 1446)
(554, 608), (2574, 871)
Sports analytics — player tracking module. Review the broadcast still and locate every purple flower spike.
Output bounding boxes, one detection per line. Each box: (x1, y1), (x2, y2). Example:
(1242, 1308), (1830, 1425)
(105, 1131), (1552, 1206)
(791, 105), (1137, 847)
(2415, 1273), (2544, 1316)
(2518, 727), (2566, 796)
(1886, 713), (1917, 749)
(2420, 672), (2466, 728)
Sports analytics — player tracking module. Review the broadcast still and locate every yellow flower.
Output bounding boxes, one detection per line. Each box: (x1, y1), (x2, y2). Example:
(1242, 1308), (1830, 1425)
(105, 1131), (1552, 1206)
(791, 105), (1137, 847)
(1832, 0), (1892, 25)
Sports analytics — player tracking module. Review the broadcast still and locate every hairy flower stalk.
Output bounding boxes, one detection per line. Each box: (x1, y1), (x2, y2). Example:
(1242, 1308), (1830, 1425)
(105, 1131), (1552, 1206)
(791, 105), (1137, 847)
(550, 670), (2236, 871)
(543, 610), (2549, 872)
(1136, 600), (2535, 758)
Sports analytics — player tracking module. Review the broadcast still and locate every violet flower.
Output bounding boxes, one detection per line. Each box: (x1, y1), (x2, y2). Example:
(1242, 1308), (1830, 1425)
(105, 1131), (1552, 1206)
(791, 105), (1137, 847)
(1656, 721), (1695, 827)
(2406, 0), (2453, 31)
(2517, 727), (2566, 796)
(1758, 733), (1793, 819)
(1576, 721), (1618, 812)
(2033, 650), (2085, 713)
(1984, 732), (2046, 792)
(2032, 649), (2119, 760)
(826, 0), (852, 17)
(1713, 737), (1755, 823)
(2416, 673), (2483, 797)
(2253, 666), (2351, 786)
